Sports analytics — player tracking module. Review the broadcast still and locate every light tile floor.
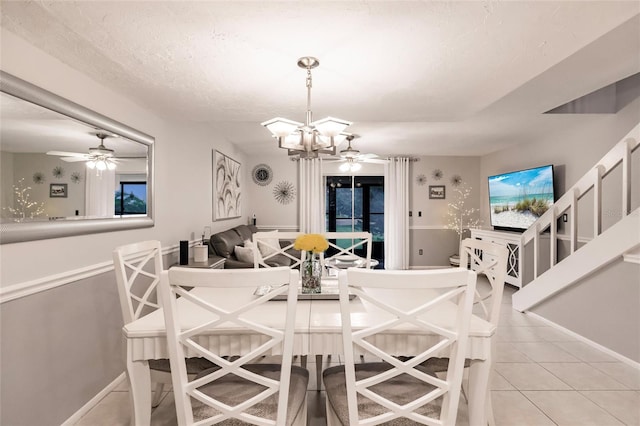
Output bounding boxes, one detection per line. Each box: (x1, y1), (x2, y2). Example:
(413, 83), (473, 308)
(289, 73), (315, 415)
(75, 285), (640, 425)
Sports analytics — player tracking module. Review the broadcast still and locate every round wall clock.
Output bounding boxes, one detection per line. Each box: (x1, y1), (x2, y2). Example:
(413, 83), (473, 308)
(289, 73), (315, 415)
(252, 164), (273, 186)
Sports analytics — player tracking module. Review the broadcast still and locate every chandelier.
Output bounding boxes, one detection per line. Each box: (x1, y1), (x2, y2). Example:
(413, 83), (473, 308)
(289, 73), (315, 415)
(261, 56), (352, 158)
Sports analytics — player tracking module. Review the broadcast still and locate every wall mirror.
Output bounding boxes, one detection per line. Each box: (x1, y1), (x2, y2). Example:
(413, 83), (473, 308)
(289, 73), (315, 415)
(0, 71), (154, 244)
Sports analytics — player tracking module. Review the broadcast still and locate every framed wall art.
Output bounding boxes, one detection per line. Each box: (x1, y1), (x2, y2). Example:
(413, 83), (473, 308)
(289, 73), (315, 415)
(50, 183), (67, 198)
(428, 185), (445, 199)
(213, 150), (242, 220)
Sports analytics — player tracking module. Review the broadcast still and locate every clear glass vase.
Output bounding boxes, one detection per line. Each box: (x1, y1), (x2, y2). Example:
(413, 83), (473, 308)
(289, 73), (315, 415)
(301, 254), (322, 294)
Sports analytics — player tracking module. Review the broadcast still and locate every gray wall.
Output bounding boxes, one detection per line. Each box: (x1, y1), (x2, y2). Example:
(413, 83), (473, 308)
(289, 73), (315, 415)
(0, 272), (123, 426)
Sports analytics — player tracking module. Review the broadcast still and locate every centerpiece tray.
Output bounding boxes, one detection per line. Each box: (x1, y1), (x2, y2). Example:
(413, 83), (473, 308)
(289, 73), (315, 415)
(253, 285), (355, 300)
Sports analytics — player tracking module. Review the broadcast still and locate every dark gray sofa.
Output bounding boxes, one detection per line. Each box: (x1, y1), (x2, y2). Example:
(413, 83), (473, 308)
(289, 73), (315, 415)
(208, 224), (297, 269)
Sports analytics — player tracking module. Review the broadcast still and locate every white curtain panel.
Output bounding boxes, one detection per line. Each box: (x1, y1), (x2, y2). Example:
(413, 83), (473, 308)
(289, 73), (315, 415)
(384, 157), (410, 269)
(298, 158), (325, 233)
(85, 169), (116, 217)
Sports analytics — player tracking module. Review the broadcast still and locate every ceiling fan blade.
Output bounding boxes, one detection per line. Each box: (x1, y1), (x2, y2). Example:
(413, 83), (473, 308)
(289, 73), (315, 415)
(358, 153), (379, 160)
(60, 156), (89, 163)
(363, 158), (388, 164)
(46, 150), (87, 157)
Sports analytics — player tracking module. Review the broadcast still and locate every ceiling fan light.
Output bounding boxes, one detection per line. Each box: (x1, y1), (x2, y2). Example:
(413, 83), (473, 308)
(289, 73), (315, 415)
(107, 161), (117, 170)
(351, 162), (362, 172)
(96, 160), (107, 171)
(86, 160), (96, 169)
(339, 162), (350, 172)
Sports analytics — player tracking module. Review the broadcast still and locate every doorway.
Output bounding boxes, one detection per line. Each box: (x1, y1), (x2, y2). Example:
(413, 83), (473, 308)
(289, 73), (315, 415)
(325, 175), (384, 267)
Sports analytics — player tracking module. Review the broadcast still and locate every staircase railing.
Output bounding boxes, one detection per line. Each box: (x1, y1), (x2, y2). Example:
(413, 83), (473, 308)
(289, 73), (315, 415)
(520, 123), (639, 284)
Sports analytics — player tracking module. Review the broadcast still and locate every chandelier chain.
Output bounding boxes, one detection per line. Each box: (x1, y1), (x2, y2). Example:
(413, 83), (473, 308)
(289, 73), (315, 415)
(306, 68), (313, 125)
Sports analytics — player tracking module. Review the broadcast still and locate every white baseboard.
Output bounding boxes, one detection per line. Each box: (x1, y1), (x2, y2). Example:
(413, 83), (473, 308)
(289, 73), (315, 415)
(61, 372), (126, 426)
(526, 312), (640, 370)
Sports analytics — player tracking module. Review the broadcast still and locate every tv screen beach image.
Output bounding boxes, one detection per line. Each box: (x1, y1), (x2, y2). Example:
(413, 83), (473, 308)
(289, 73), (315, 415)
(489, 165), (554, 230)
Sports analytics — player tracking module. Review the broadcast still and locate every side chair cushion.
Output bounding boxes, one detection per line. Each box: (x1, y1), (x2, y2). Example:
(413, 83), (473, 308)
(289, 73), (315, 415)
(191, 364), (309, 424)
(148, 357), (214, 374)
(395, 356), (471, 373)
(323, 362), (441, 425)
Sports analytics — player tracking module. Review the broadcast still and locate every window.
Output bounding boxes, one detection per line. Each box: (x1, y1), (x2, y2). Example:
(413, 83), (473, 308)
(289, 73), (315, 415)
(115, 182), (147, 215)
(326, 175), (384, 266)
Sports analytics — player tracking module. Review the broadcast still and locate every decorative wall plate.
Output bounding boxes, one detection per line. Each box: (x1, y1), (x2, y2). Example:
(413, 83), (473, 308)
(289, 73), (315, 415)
(252, 164), (273, 186)
(273, 181), (296, 204)
(52, 166), (65, 178)
(432, 169), (443, 180)
(32, 172), (45, 184)
(70, 172), (82, 184)
(451, 174), (462, 187)
(416, 174), (427, 186)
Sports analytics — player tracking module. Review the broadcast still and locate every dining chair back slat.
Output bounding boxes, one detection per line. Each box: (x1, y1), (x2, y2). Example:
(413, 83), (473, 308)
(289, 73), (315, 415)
(161, 266), (308, 426)
(252, 231), (304, 269)
(324, 268), (477, 426)
(459, 237), (509, 327)
(320, 232), (372, 272)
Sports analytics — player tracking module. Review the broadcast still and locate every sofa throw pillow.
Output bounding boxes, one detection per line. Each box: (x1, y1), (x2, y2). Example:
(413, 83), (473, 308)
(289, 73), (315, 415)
(234, 245), (255, 264)
(257, 231), (280, 258)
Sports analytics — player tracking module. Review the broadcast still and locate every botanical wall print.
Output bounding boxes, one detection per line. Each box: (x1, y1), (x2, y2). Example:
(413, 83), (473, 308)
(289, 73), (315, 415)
(70, 172), (82, 184)
(451, 174), (462, 187)
(52, 166), (65, 179)
(273, 181), (296, 205)
(213, 150), (242, 220)
(32, 172), (45, 184)
(252, 164), (273, 186)
(431, 169), (443, 181)
(416, 174), (427, 186)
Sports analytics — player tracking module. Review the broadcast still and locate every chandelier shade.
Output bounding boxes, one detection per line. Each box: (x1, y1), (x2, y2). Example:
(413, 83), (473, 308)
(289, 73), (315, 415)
(261, 56), (352, 158)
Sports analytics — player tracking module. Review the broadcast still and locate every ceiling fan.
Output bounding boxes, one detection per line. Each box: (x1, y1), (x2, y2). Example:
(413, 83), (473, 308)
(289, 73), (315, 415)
(47, 132), (120, 170)
(324, 135), (385, 171)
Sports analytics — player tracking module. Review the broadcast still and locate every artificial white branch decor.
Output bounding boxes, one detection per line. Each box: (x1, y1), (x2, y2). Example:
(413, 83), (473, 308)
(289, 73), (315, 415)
(3, 178), (46, 221)
(445, 182), (481, 256)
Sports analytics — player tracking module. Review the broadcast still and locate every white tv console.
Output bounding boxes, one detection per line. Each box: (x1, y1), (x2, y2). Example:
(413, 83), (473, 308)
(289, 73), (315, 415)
(470, 229), (523, 288)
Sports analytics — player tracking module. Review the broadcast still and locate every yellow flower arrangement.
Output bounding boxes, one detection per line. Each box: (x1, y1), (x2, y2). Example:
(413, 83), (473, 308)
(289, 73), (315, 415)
(294, 233), (329, 253)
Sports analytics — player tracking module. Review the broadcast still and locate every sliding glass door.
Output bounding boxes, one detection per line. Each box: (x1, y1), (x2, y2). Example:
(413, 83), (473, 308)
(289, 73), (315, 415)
(325, 175), (384, 267)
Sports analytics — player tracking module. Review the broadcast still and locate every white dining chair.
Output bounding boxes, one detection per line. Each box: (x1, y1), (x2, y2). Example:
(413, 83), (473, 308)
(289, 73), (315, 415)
(323, 268), (477, 426)
(160, 266), (308, 425)
(113, 240), (213, 407)
(420, 237), (508, 425)
(252, 231), (304, 269)
(321, 231), (373, 273)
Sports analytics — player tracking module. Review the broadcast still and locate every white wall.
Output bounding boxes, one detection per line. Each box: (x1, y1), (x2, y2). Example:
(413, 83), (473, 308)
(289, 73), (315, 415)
(244, 154), (298, 229)
(0, 29), (248, 287)
(0, 29), (249, 426)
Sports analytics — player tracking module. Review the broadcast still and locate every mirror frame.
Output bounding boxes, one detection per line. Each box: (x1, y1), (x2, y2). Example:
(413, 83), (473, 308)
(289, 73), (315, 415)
(0, 71), (154, 244)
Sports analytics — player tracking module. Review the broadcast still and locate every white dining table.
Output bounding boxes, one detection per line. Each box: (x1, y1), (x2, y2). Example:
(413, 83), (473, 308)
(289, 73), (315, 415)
(122, 278), (495, 425)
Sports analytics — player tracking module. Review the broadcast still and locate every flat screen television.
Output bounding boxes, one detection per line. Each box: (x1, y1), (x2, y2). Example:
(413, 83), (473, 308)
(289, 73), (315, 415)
(488, 164), (555, 232)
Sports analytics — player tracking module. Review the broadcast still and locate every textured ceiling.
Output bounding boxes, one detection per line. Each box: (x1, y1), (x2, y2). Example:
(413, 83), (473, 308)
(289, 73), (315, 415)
(1, 1), (639, 157)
